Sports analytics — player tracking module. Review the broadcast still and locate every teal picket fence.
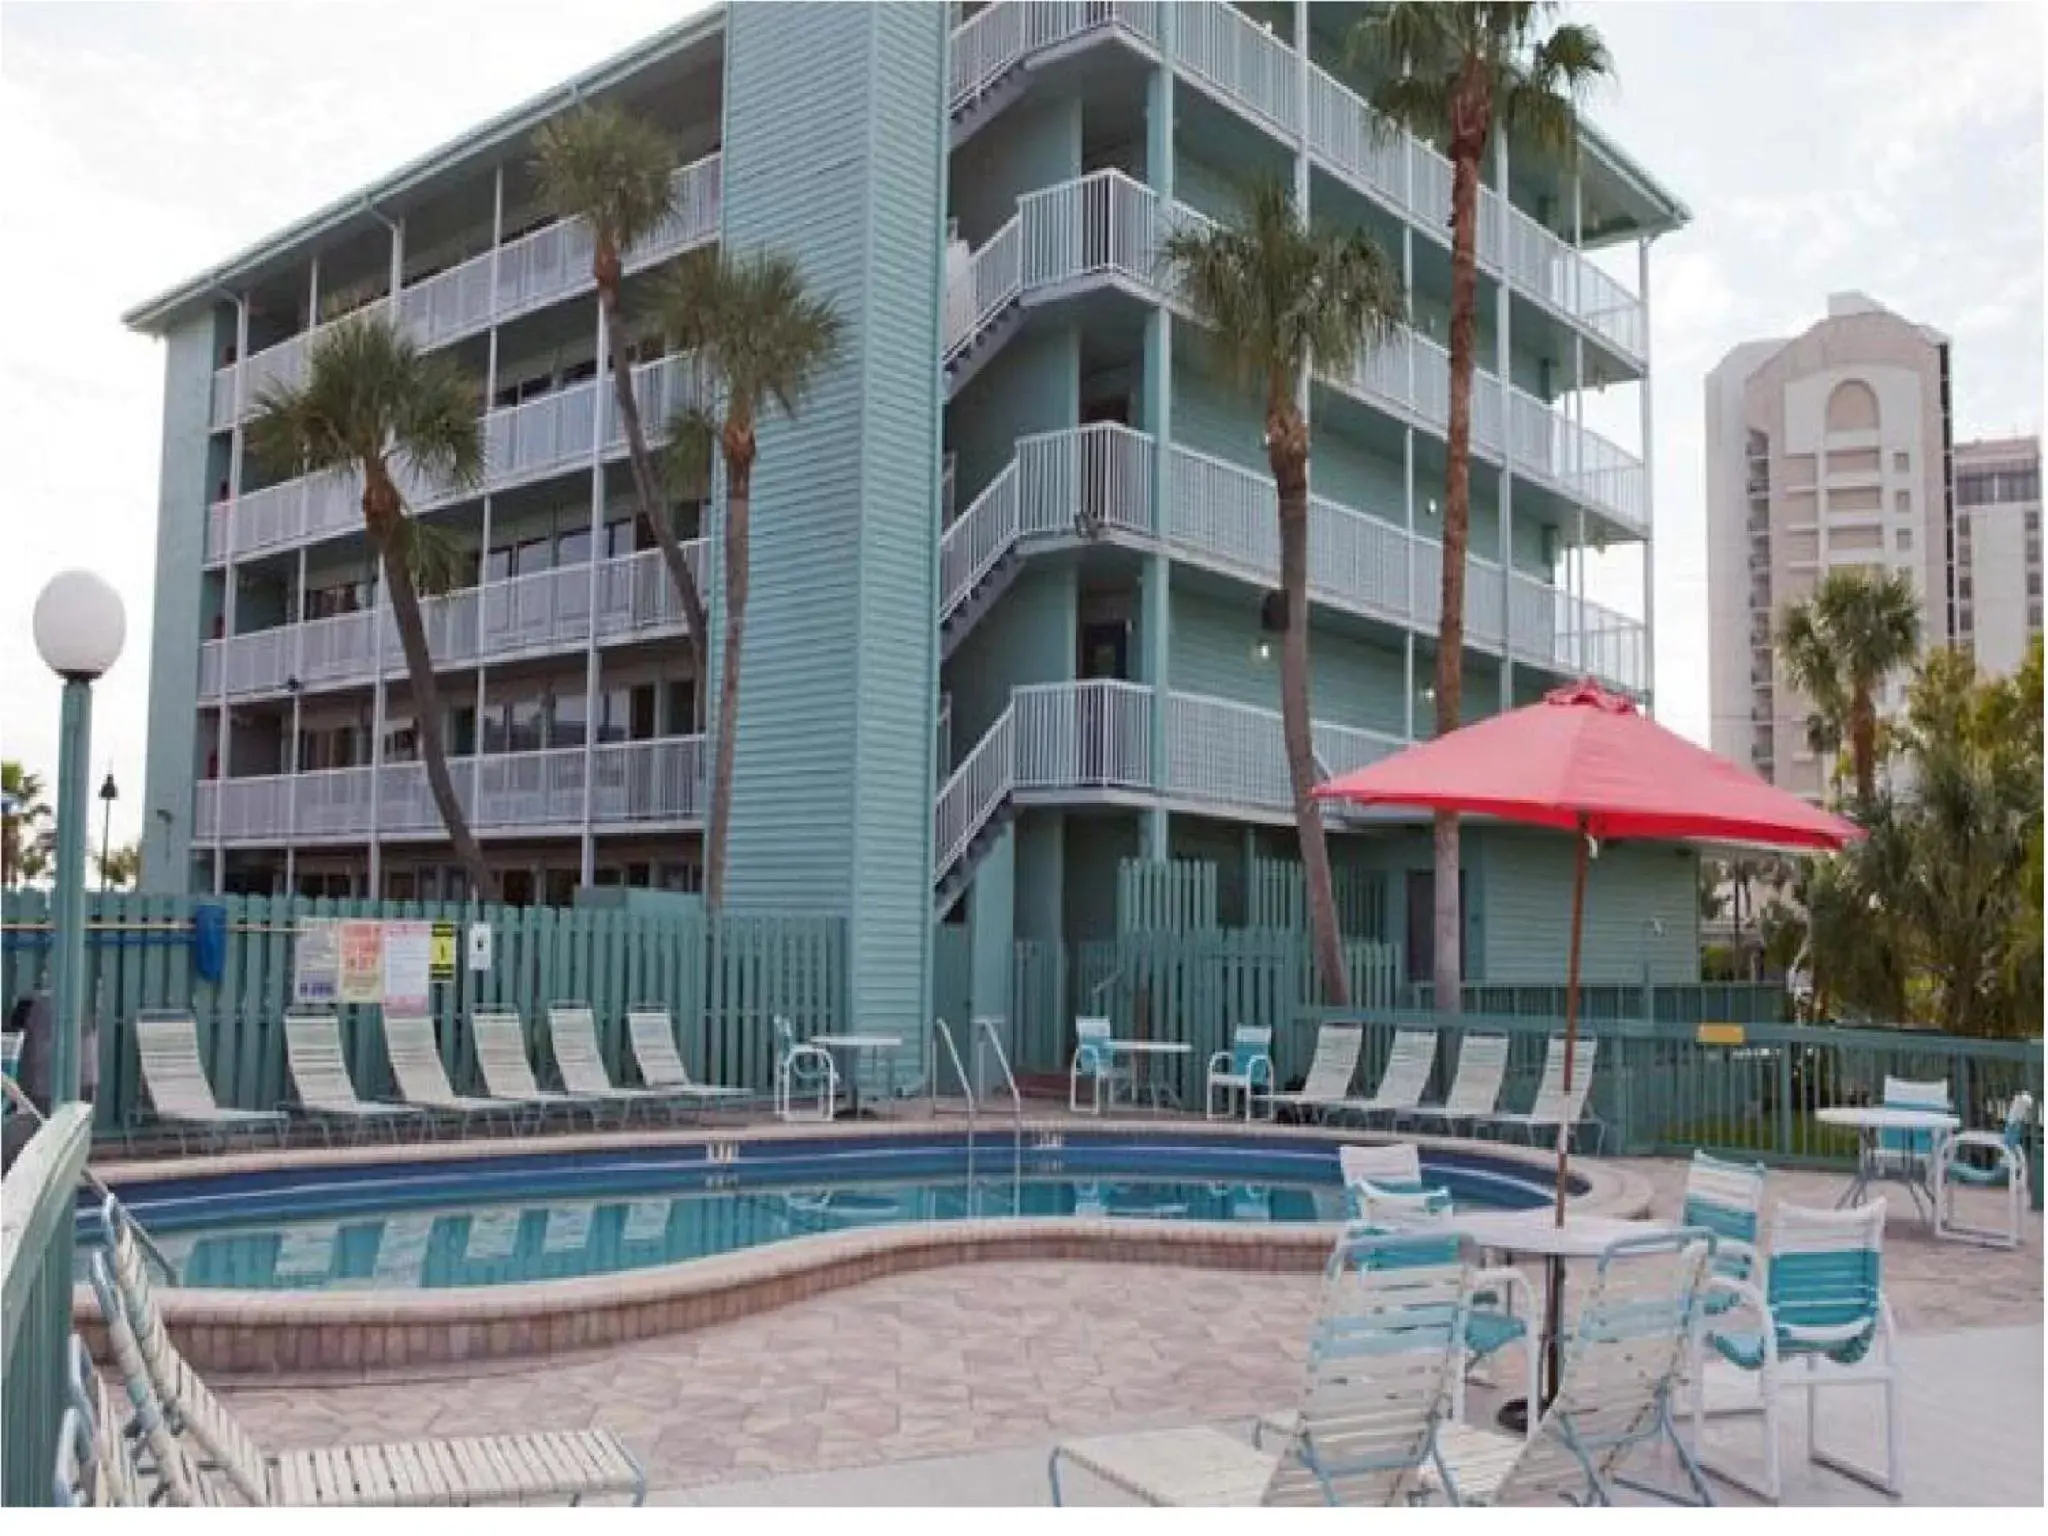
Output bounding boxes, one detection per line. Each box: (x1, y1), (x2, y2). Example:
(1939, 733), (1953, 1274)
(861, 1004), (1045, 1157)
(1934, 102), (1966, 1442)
(1, 1104), (92, 1507)
(1114, 859), (1218, 934)
(1246, 858), (1391, 940)
(1310, 1007), (2044, 1203)
(1, 891), (846, 1135)
(1008, 930), (1401, 1097)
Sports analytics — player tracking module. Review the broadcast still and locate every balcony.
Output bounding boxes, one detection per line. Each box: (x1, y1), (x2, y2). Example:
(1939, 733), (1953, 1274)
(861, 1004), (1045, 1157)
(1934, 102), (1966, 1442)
(203, 351), (703, 565)
(197, 544), (707, 702)
(940, 421), (1647, 694)
(192, 735), (706, 846)
(933, 677), (1407, 890)
(209, 154), (722, 432)
(949, 172), (1648, 538)
(949, 2), (1646, 368)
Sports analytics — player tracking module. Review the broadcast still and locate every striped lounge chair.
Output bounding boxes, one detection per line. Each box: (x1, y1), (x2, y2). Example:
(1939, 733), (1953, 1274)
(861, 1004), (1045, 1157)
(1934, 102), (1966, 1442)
(132, 1011), (287, 1150)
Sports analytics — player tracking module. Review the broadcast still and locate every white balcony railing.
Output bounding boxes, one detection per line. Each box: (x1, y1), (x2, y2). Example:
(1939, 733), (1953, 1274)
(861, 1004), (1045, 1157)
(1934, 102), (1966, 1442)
(944, 215), (1022, 361)
(199, 544), (709, 702)
(211, 154), (722, 427)
(948, 6), (1646, 367)
(206, 351), (703, 565)
(931, 678), (1410, 889)
(201, 735), (707, 844)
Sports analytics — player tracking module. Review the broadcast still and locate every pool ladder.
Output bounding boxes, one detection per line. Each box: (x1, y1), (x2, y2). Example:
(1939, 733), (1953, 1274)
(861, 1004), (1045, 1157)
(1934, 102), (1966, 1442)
(929, 1016), (1024, 1219)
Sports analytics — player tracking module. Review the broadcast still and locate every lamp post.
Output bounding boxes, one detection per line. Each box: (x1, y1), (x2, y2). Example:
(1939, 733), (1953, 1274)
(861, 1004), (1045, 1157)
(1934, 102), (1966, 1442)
(98, 771), (119, 890)
(32, 569), (127, 1107)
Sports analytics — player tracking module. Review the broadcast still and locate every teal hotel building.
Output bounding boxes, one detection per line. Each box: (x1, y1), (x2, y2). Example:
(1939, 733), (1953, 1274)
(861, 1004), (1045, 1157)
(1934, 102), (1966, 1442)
(127, 2), (1697, 1039)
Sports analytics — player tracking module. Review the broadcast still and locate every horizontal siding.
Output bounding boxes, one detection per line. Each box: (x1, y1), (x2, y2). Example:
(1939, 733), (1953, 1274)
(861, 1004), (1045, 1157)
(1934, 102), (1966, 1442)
(1484, 827), (1701, 985)
(1168, 587), (1407, 737)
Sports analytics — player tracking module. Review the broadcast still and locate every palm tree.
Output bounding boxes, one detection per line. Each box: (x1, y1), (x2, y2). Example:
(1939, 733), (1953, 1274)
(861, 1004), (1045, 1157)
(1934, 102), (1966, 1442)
(1353, 2), (1613, 1013)
(2, 761), (53, 888)
(658, 249), (844, 909)
(1776, 567), (1921, 805)
(1159, 177), (1404, 1006)
(533, 105), (711, 724)
(248, 314), (492, 896)
(95, 842), (141, 891)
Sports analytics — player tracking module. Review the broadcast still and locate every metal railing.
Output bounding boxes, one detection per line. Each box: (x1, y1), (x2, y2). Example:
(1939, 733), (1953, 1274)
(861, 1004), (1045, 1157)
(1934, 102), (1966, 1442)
(947, 6), (1646, 368)
(197, 734), (706, 845)
(206, 352), (703, 566)
(1, 1103), (91, 1508)
(211, 154), (722, 427)
(944, 215), (1023, 361)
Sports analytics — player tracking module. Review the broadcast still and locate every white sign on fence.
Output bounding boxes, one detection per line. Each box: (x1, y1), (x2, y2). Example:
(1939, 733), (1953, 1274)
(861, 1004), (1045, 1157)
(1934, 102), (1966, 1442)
(467, 922), (494, 973)
(294, 920), (340, 1005)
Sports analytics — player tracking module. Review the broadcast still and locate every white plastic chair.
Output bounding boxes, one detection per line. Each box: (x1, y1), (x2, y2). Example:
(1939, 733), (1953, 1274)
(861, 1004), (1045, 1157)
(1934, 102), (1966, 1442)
(774, 1015), (838, 1122)
(1933, 1090), (2034, 1250)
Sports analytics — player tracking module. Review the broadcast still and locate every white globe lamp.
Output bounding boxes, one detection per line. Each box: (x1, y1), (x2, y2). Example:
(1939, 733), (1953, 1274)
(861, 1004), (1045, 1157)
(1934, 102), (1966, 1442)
(33, 569), (127, 681)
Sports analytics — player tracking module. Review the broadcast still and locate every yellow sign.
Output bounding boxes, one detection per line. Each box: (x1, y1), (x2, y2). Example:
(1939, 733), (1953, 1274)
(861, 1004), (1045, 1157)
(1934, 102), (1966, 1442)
(1696, 1023), (1746, 1047)
(429, 923), (458, 982)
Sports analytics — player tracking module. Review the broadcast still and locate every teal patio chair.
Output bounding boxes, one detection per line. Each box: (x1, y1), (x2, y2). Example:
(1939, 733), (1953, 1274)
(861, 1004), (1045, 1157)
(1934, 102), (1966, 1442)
(1933, 1089), (2035, 1250)
(1870, 1075), (1950, 1213)
(1695, 1199), (1899, 1503)
(1205, 1023), (1274, 1121)
(1682, 1150), (1767, 1314)
(1068, 1015), (1128, 1115)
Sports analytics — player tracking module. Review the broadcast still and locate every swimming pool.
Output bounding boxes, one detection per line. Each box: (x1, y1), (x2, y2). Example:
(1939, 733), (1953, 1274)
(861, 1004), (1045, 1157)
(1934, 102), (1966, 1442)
(101, 1129), (1566, 1294)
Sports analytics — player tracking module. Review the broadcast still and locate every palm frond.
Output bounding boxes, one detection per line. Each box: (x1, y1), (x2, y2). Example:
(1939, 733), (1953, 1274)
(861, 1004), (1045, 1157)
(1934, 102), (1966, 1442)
(391, 351), (485, 495)
(662, 403), (719, 502)
(657, 247), (844, 433)
(1158, 177), (1404, 412)
(531, 104), (676, 256)
(390, 517), (468, 598)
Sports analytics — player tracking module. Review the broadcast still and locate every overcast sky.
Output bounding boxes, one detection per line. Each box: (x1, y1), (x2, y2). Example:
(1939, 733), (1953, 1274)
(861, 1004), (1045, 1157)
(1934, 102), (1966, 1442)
(1, 1), (2041, 856)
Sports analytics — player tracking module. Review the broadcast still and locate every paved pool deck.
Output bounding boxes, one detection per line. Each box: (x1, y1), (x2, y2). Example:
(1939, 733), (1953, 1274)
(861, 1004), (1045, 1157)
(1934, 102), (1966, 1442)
(211, 1157), (2043, 1505)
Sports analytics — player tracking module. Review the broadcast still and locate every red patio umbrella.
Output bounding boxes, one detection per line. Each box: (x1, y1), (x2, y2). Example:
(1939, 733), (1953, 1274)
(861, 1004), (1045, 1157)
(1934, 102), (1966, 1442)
(1312, 680), (1862, 1221)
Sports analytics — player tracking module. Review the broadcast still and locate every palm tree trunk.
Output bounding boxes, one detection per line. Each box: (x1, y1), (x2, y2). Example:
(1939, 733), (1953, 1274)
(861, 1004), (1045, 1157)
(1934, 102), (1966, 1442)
(1433, 121), (1486, 1017)
(1849, 688), (1877, 805)
(703, 444), (752, 911)
(368, 473), (492, 900)
(597, 280), (711, 727)
(1270, 413), (1349, 1006)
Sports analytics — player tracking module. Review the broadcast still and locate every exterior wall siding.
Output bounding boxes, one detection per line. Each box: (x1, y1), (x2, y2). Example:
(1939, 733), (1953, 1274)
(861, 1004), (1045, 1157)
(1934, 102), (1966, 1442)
(1167, 587), (1407, 737)
(140, 316), (219, 891)
(720, 1), (947, 1040)
(1482, 827), (1701, 985)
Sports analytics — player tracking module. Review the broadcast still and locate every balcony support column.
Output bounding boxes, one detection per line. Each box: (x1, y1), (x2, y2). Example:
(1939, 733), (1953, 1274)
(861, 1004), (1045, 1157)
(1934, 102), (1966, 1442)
(213, 292), (249, 896)
(1141, 14), (1175, 860)
(285, 545), (307, 890)
(1403, 424), (1417, 741)
(579, 297), (608, 887)
(1637, 234), (1657, 709)
(1494, 131), (1514, 710)
(474, 495), (492, 835)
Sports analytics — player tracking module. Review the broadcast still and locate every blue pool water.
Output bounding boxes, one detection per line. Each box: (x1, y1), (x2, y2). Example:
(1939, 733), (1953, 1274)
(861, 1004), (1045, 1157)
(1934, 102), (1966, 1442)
(99, 1131), (1563, 1293)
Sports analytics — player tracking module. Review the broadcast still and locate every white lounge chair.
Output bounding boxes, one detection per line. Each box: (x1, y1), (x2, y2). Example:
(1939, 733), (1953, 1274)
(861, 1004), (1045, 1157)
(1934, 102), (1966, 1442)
(283, 1010), (425, 1144)
(1050, 1228), (1485, 1506)
(1205, 1024), (1274, 1121)
(625, 1008), (751, 1119)
(545, 1004), (661, 1125)
(1695, 1200), (1900, 1503)
(1403, 1033), (1510, 1136)
(473, 1010), (603, 1130)
(1267, 1023), (1363, 1124)
(382, 1013), (520, 1135)
(1934, 1090), (2035, 1249)
(131, 1011), (287, 1150)
(1335, 1029), (1437, 1126)
(1485, 1035), (1603, 1152)
(92, 1200), (646, 1506)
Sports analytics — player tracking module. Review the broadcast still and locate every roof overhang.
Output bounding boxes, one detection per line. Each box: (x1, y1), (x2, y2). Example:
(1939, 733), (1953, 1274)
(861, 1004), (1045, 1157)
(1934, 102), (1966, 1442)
(122, 5), (725, 334)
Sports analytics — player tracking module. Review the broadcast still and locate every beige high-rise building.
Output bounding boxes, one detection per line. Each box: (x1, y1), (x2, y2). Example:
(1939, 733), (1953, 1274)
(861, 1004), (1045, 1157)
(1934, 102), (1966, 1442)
(1954, 435), (2043, 677)
(1704, 292), (1955, 800)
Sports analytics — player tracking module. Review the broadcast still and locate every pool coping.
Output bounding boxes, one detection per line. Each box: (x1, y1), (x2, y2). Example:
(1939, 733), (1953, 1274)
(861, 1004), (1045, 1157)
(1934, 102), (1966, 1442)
(77, 1117), (1654, 1378)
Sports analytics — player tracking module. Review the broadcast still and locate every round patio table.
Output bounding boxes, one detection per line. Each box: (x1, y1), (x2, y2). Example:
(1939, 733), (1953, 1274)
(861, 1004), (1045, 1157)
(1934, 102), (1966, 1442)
(808, 1033), (902, 1120)
(1815, 1104), (1958, 1221)
(1444, 1209), (1677, 1435)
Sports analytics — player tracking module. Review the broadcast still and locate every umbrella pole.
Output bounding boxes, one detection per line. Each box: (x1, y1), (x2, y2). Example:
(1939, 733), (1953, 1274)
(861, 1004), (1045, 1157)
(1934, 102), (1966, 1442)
(1555, 818), (1589, 1226)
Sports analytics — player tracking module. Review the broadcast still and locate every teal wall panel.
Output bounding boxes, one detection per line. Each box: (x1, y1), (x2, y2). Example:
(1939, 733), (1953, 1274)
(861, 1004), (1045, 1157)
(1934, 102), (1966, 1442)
(946, 563), (1077, 755)
(1167, 588), (1406, 736)
(969, 821), (1016, 1023)
(1064, 812), (1141, 945)
(949, 326), (1079, 507)
(141, 315), (218, 892)
(1014, 808), (1065, 942)
(719, 0), (947, 1041)
(950, 91), (1080, 243)
(1482, 827), (1700, 985)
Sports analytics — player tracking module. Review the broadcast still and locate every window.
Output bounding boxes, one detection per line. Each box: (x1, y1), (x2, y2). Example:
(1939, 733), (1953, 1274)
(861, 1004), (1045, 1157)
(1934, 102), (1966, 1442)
(1895, 527), (1913, 551)
(557, 527), (591, 567)
(662, 681), (692, 736)
(448, 706), (476, 756)
(1959, 576), (1974, 602)
(508, 698), (545, 752)
(1892, 451), (1910, 473)
(598, 688), (631, 744)
(2029, 571), (2043, 599)
(2028, 511), (2041, 536)
(516, 537), (553, 575)
(485, 546), (513, 583)
(550, 692), (587, 749)
(1894, 490), (1911, 512)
